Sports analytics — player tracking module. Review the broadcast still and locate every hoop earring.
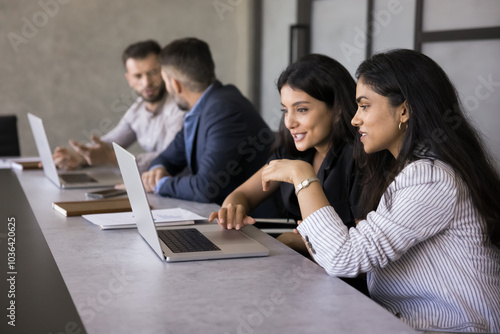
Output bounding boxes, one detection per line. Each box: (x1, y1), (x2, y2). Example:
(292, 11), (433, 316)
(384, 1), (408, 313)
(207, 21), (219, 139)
(399, 122), (402, 131)
(399, 122), (407, 131)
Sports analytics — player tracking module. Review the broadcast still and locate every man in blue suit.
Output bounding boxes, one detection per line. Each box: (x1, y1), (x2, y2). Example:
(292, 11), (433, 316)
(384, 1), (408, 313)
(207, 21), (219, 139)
(142, 38), (276, 207)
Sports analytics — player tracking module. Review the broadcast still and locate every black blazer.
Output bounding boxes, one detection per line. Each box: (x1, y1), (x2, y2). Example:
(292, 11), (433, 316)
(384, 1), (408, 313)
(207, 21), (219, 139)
(270, 143), (362, 227)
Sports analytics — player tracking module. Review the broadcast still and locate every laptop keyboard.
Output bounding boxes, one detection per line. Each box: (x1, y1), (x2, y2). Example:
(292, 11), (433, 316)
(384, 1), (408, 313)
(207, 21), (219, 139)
(60, 173), (98, 184)
(158, 228), (220, 253)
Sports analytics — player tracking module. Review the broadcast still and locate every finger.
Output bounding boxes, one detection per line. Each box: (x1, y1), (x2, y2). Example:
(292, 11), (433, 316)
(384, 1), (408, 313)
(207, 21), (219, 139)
(260, 166), (272, 191)
(226, 205), (235, 229)
(146, 174), (156, 192)
(146, 172), (156, 191)
(53, 155), (74, 170)
(235, 205), (247, 230)
(242, 216), (256, 226)
(141, 172), (154, 192)
(53, 147), (67, 160)
(217, 208), (228, 228)
(114, 183), (126, 190)
(69, 140), (90, 156)
(54, 146), (67, 154)
(53, 154), (64, 164)
(141, 173), (148, 190)
(90, 134), (103, 144)
(68, 139), (80, 149)
(293, 228), (300, 235)
(262, 179), (271, 192)
(154, 170), (163, 185)
(208, 212), (218, 223)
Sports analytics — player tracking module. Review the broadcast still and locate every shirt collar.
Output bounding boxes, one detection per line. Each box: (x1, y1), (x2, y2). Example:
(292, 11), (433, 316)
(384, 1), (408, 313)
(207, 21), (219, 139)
(322, 142), (347, 171)
(185, 82), (217, 119)
(413, 144), (436, 160)
(143, 93), (167, 118)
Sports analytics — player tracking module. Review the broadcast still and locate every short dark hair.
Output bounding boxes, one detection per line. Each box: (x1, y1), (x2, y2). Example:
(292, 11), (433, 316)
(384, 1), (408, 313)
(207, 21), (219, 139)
(122, 40), (161, 66)
(159, 38), (216, 92)
(276, 54), (358, 155)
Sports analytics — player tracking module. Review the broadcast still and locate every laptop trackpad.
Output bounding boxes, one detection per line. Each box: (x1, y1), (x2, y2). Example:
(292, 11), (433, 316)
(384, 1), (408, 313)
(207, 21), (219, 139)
(204, 230), (255, 245)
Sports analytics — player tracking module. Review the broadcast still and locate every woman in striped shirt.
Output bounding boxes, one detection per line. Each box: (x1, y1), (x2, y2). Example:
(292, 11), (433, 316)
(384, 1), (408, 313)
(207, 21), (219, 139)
(262, 49), (500, 332)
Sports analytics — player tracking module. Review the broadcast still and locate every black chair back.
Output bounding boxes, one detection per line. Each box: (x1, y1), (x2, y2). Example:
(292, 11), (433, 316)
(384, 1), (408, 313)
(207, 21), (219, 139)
(0, 115), (21, 156)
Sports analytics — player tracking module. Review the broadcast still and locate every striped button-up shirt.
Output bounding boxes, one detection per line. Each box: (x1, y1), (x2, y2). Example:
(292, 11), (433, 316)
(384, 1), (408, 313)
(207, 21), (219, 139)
(298, 159), (500, 332)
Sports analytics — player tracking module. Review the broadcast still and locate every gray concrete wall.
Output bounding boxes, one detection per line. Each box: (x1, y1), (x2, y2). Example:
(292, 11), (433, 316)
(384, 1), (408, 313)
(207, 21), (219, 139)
(1, 0), (255, 155)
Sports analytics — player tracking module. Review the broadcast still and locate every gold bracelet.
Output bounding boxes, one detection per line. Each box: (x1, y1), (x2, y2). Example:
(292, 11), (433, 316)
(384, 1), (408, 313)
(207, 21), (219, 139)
(295, 177), (319, 196)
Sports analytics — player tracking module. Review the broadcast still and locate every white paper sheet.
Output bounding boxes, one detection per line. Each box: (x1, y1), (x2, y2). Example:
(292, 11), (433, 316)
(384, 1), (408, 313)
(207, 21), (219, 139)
(83, 207), (207, 230)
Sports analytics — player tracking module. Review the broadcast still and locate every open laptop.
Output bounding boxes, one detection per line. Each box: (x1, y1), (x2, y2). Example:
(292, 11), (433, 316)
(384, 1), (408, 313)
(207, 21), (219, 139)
(113, 142), (270, 262)
(27, 113), (122, 189)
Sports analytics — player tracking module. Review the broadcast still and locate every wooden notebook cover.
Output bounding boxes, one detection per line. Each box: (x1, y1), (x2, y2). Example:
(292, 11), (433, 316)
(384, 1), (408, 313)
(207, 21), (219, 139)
(11, 160), (42, 170)
(52, 197), (132, 217)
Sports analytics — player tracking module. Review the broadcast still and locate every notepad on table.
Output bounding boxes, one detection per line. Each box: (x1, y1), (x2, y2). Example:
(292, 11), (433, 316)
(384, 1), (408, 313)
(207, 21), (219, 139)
(52, 197), (132, 217)
(82, 207), (207, 230)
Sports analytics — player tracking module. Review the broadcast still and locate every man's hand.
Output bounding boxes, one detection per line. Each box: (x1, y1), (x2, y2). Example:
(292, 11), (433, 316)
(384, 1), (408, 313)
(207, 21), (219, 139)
(69, 135), (117, 167)
(141, 166), (168, 193)
(53, 146), (86, 170)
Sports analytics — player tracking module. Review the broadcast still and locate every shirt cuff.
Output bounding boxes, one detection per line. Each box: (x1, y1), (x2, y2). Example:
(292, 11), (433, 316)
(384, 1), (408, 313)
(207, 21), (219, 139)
(297, 206), (347, 269)
(154, 176), (169, 194)
(149, 164), (165, 171)
(297, 205), (342, 236)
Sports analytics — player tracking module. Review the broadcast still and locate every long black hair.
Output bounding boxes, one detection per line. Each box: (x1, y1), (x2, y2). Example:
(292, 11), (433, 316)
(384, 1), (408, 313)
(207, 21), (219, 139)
(276, 54), (358, 155)
(355, 49), (500, 247)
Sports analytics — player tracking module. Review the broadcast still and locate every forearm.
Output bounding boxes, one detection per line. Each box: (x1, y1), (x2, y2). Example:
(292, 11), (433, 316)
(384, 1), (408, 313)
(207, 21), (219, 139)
(295, 182), (330, 219)
(100, 120), (136, 149)
(297, 163), (457, 277)
(223, 166), (277, 213)
(297, 206), (366, 277)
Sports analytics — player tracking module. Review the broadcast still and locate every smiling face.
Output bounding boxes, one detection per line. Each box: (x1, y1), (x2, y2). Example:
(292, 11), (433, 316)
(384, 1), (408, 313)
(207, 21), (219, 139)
(125, 53), (165, 104)
(352, 79), (408, 158)
(280, 84), (334, 156)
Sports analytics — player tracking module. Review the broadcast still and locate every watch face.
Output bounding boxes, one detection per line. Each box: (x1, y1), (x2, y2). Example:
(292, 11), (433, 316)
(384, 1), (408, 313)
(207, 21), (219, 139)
(303, 180), (310, 186)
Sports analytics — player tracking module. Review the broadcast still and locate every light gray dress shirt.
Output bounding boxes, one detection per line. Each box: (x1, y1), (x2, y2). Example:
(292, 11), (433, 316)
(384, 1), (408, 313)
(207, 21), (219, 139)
(101, 94), (184, 172)
(298, 159), (500, 332)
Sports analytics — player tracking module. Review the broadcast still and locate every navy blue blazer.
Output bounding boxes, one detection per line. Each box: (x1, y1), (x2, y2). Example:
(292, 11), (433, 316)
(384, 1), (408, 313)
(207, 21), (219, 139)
(150, 81), (274, 204)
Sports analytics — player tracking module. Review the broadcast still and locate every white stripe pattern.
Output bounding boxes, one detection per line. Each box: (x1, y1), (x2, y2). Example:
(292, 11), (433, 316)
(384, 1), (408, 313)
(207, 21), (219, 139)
(297, 159), (500, 332)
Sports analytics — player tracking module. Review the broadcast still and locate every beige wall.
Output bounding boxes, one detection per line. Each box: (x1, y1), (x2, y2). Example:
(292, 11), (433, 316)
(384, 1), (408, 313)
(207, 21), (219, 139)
(0, 0), (256, 155)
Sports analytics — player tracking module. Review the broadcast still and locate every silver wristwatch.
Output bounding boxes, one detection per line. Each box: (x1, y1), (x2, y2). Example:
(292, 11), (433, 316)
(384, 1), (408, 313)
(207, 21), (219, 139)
(295, 177), (319, 196)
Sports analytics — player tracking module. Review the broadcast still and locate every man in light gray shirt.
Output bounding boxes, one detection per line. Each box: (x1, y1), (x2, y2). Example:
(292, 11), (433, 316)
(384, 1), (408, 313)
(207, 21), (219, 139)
(53, 40), (184, 172)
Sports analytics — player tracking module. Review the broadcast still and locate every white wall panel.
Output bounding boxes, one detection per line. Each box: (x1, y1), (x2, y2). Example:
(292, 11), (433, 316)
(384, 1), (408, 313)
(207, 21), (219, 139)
(372, 0), (416, 53)
(311, 0), (367, 77)
(423, 40), (500, 169)
(260, 0), (298, 130)
(423, 0), (500, 31)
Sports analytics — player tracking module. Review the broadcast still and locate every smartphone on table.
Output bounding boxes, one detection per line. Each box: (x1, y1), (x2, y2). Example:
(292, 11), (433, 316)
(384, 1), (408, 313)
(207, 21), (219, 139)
(85, 188), (127, 199)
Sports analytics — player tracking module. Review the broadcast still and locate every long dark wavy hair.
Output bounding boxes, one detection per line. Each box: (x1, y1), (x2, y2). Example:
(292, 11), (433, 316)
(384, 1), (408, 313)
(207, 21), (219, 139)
(355, 49), (500, 247)
(275, 54), (358, 155)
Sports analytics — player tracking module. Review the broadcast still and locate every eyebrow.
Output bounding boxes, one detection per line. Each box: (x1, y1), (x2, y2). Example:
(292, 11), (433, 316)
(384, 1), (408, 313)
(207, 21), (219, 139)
(356, 96), (368, 103)
(281, 101), (311, 107)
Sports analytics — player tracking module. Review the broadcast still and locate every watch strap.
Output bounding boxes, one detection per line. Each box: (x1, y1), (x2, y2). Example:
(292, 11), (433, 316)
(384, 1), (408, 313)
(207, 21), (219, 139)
(295, 177), (319, 196)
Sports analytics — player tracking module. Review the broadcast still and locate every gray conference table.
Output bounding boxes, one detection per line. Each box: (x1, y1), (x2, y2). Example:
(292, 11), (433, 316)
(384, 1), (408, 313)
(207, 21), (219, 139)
(2, 168), (417, 334)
